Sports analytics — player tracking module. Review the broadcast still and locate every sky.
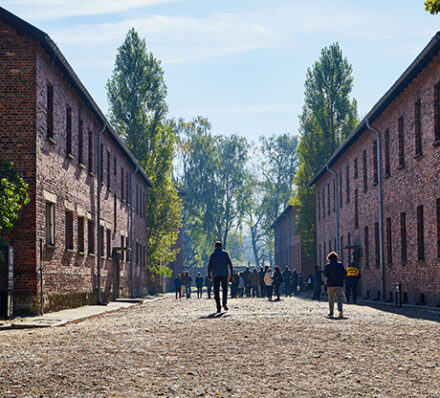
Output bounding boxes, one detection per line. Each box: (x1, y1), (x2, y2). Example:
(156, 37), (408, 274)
(3, 0), (440, 144)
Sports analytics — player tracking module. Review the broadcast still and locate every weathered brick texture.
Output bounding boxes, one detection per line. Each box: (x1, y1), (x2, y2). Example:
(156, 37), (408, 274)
(315, 38), (440, 306)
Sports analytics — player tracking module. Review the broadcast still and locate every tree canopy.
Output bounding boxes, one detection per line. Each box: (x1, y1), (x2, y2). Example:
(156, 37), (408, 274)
(425, 0), (440, 14)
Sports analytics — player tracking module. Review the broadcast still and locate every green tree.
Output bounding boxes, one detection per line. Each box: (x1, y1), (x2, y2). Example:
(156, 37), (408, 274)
(293, 43), (358, 262)
(425, 0), (440, 14)
(107, 29), (182, 276)
(247, 134), (298, 267)
(0, 161), (30, 257)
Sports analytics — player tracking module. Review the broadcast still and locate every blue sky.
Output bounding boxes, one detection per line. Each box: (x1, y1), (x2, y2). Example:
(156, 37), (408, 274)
(3, 0), (440, 143)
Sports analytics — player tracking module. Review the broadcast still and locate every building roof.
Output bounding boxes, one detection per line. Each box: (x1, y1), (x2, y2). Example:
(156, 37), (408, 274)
(309, 30), (440, 187)
(0, 6), (152, 187)
(270, 204), (293, 229)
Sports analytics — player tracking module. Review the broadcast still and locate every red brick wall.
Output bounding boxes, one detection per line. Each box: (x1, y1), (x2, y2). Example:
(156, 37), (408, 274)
(1, 17), (149, 314)
(316, 49), (440, 305)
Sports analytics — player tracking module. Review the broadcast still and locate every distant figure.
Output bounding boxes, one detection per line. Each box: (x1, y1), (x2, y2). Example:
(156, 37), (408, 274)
(238, 272), (245, 297)
(264, 268), (273, 301)
(282, 266), (292, 297)
(205, 275), (213, 299)
(207, 241), (234, 313)
(345, 262), (360, 304)
(259, 267), (266, 298)
(306, 273), (313, 290)
(324, 252), (347, 318)
(313, 266), (323, 301)
(182, 271), (192, 299)
(272, 266), (284, 301)
(250, 269), (260, 297)
(174, 274), (183, 300)
(242, 267), (251, 297)
(195, 272), (204, 299)
(291, 269), (298, 296)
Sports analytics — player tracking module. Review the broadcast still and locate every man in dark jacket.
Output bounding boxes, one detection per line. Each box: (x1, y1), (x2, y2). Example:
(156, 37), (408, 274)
(208, 241), (234, 313)
(291, 269), (298, 296)
(242, 267), (251, 297)
(324, 252), (347, 318)
(195, 272), (204, 299)
(282, 266), (292, 297)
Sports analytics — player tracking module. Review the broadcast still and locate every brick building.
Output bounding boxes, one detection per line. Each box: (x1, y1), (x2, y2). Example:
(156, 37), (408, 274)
(0, 7), (152, 315)
(310, 31), (440, 306)
(272, 205), (314, 277)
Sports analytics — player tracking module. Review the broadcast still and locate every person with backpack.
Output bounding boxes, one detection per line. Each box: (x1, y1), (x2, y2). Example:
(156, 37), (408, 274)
(195, 272), (204, 299)
(323, 252), (347, 318)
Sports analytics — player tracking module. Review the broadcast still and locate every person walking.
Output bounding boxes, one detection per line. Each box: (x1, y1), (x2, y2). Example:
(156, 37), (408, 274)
(250, 269), (260, 297)
(324, 252), (347, 318)
(313, 265), (323, 301)
(205, 274), (213, 299)
(174, 274), (183, 300)
(238, 272), (245, 298)
(207, 241), (234, 313)
(345, 262), (360, 304)
(259, 267), (266, 298)
(291, 269), (298, 296)
(272, 266), (284, 301)
(282, 266), (292, 297)
(182, 271), (193, 299)
(242, 267), (251, 297)
(264, 268), (273, 301)
(195, 272), (204, 299)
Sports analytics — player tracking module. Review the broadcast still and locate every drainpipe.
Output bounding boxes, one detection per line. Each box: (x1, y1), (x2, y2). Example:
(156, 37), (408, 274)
(129, 165), (139, 298)
(96, 121), (106, 305)
(326, 165), (339, 253)
(366, 118), (385, 301)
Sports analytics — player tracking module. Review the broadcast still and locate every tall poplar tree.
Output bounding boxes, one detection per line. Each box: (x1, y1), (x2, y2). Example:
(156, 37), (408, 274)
(293, 43), (358, 262)
(107, 29), (182, 276)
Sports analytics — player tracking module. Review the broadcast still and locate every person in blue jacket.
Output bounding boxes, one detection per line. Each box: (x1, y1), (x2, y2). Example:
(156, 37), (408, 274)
(174, 274), (183, 300)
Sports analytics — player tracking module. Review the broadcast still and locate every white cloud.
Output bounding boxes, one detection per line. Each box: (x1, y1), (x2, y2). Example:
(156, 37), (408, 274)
(1, 0), (179, 20)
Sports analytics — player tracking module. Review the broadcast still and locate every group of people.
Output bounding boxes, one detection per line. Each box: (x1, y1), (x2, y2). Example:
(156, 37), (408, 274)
(174, 241), (360, 317)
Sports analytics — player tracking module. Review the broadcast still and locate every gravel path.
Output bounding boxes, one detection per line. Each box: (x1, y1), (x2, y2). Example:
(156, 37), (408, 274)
(1, 294), (440, 397)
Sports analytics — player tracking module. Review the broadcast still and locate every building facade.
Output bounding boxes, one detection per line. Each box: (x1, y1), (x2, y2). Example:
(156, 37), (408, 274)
(310, 31), (440, 306)
(0, 7), (152, 315)
(273, 205), (314, 277)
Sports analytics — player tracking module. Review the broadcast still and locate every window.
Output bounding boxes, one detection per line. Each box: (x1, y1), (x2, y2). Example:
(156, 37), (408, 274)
(45, 202), (55, 246)
(437, 199), (440, 258)
(339, 172), (343, 209)
(327, 183), (330, 216)
(373, 140), (378, 185)
(88, 132), (93, 173)
(354, 158), (358, 179)
(319, 243), (322, 265)
(362, 149), (367, 192)
(121, 235), (125, 262)
(100, 226), (105, 257)
(66, 106), (72, 156)
(126, 237), (130, 262)
(136, 184), (139, 215)
(364, 226), (369, 268)
(121, 167), (124, 201)
(398, 116), (405, 168)
(114, 157), (117, 176)
(46, 84), (54, 139)
(100, 144), (103, 183)
(107, 228), (111, 258)
(88, 220), (95, 254)
(78, 119), (83, 165)
(435, 83), (440, 142)
(386, 217), (392, 264)
(317, 195), (321, 222)
(340, 235), (344, 262)
(136, 242), (139, 264)
(65, 211), (74, 250)
(126, 173), (129, 204)
(417, 205), (425, 261)
(78, 217), (85, 253)
(414, 99), (422, 156)
(384, 129), (390, 177)
(375, 222), (380, 266)
(346, 164), (350, 203)
(354, 189), (359, 229)
(329, 239), (331, 253)
(107, 151), (111, 187)
(347, 233), (351, 264)
(323, 241), (326, 260)
(400, 212), (407, 263)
